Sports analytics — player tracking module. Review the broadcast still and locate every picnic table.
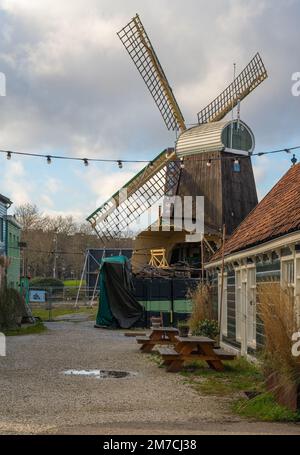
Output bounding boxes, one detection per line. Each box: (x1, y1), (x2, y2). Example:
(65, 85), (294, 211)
(157, 335), (235, 372)
(136, 327), (179, 353)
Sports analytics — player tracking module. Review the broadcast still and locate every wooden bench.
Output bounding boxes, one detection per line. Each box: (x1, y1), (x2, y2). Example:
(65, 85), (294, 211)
(124, 331), (146, 337)
(136, 327), (179, 353)
(157, 336), (236, 372)
(213, 348), (235, 361)
(157, 346), (179, 358)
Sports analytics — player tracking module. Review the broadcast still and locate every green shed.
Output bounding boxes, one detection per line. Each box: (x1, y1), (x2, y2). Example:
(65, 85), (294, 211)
(5, 215), (21, 289)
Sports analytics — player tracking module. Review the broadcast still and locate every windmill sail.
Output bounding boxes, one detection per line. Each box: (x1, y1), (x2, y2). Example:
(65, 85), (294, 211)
(87, 149), (181, 240)
(117, 14), (186, 132)
(197, 53), (268, 124)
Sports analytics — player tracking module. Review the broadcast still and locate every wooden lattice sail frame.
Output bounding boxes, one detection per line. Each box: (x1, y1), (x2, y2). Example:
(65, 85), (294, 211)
(197, 53), (267, 124)
(117, 14), (186, 132)
(87, 149), (181, 240)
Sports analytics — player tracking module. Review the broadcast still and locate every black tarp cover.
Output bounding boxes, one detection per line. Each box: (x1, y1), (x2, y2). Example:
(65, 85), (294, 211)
(96, 255), (143, 329)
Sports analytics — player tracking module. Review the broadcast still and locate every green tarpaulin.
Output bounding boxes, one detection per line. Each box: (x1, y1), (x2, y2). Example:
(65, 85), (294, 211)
(95, 255), (143, 329)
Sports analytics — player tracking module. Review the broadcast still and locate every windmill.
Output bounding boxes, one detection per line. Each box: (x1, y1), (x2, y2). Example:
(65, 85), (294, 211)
(87, 14), (268, 272)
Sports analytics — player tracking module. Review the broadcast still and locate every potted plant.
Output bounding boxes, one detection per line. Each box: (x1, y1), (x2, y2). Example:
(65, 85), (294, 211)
(177, 319), (190, 337)
(191, 319), (219, 345)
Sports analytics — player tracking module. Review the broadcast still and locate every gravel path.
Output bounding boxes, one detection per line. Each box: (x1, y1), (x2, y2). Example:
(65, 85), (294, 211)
(0, 320), (300, 435)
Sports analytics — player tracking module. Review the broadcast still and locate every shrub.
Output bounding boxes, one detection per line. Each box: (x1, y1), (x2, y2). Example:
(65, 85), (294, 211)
(30, 277), (64, 289)
(192, 318), (219, 339)
(257, 281), (300, 410)
(0, 287), (26, 330)
(188, 283), (215, 333)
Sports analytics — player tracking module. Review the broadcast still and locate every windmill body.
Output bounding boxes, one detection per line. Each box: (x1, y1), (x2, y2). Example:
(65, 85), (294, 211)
(87, 14), (267, 272)
(175, 119), (257, 236)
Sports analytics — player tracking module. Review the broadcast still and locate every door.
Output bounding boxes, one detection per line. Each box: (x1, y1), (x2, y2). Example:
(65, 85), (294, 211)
(246, 267), (256, 348)
(240, 277), (247, 356)
(236, 266), (256, 355)
(218, 273), (227, 338)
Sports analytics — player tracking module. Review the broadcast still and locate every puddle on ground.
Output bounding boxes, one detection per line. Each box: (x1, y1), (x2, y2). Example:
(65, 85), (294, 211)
(63, 369), (137, 379)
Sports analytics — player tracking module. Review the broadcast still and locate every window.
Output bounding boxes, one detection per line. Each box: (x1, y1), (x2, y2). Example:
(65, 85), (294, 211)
(281, 259), (295, 288)
(221, 122), (253, 152)
(0, 218), (3, 242)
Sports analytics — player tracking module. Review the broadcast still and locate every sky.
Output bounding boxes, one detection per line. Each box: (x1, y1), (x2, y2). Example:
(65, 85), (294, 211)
(0, 0), (299, 223)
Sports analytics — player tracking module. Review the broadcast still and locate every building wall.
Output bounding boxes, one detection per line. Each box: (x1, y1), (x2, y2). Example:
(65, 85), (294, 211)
(221, 153), (258, 235)
(0, 201), (8, 288)
(0, 201), (7, 256)
(6, 220), (21, 289)
(255, 259), (280, 349)
(209, 251), (293, 356)
(176, 151), (258, 236)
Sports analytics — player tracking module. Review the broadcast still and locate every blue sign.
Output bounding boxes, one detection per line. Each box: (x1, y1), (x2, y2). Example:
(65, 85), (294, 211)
(29, 290), (47, 303)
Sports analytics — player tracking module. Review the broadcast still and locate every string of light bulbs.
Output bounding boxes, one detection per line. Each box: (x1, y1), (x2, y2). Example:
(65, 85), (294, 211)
(1, 145), (300, 169)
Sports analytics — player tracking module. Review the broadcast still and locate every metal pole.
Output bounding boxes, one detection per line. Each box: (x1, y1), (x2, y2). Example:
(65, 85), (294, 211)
(90, 270), (100, 307)
(74, 252), (88, 308)
(52, 230), (58, 279)
(201, 234), (205, 283)
(230, 63), (236, 149)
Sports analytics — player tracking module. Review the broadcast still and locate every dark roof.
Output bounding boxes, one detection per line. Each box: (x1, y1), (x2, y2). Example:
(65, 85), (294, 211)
(210, 163), (300, 262)
(0, 194), (12, 206)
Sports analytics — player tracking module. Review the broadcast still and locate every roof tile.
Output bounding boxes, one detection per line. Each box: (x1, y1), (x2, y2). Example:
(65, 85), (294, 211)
(210, 163), (300, 261)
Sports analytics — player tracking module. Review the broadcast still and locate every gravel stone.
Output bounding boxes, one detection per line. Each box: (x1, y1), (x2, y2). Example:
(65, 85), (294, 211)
(0, 321), (300, 435)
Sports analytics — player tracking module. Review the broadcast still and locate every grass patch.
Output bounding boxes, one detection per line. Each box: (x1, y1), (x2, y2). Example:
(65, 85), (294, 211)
(4, 321), (47, 336)
(179, 356), (300, 422)
(148, 352), (165, 367)
(63, 280), (86, 287)
(233, 392), (300, 422)
(32, 306), (97, 321)
(181, 357), (264, 396)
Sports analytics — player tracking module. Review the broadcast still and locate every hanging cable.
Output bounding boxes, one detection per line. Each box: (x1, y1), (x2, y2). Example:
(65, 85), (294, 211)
(0, 145), (300, 166)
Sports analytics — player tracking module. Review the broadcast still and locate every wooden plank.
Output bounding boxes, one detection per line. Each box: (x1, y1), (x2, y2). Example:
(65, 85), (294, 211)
(137, 338), (175, 345)
(157, 347), (178, 356)
(213, 348), (235, 360)
(161, 353), (225, 362)
(136, 336), (150, 343)
(151, 327), (179, 332)
(200, 343), (224, 371)
(175, 335), (214, 343)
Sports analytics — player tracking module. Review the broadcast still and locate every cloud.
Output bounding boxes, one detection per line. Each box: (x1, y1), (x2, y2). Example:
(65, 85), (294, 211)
(78, 163), (144, 208)
(39, 193), (54, 208)
(44, 177), (61, 194)
(0, 0), (299, 221)
(2, 160), (33, 205)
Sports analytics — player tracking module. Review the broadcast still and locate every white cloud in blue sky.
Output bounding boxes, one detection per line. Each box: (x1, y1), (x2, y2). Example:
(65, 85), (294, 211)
(0, 0), (299, 221)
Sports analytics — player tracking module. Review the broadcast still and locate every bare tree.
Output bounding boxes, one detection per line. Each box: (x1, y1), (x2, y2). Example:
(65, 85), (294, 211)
(13, 204), (133, 279)
(14, 204), (44, 232)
